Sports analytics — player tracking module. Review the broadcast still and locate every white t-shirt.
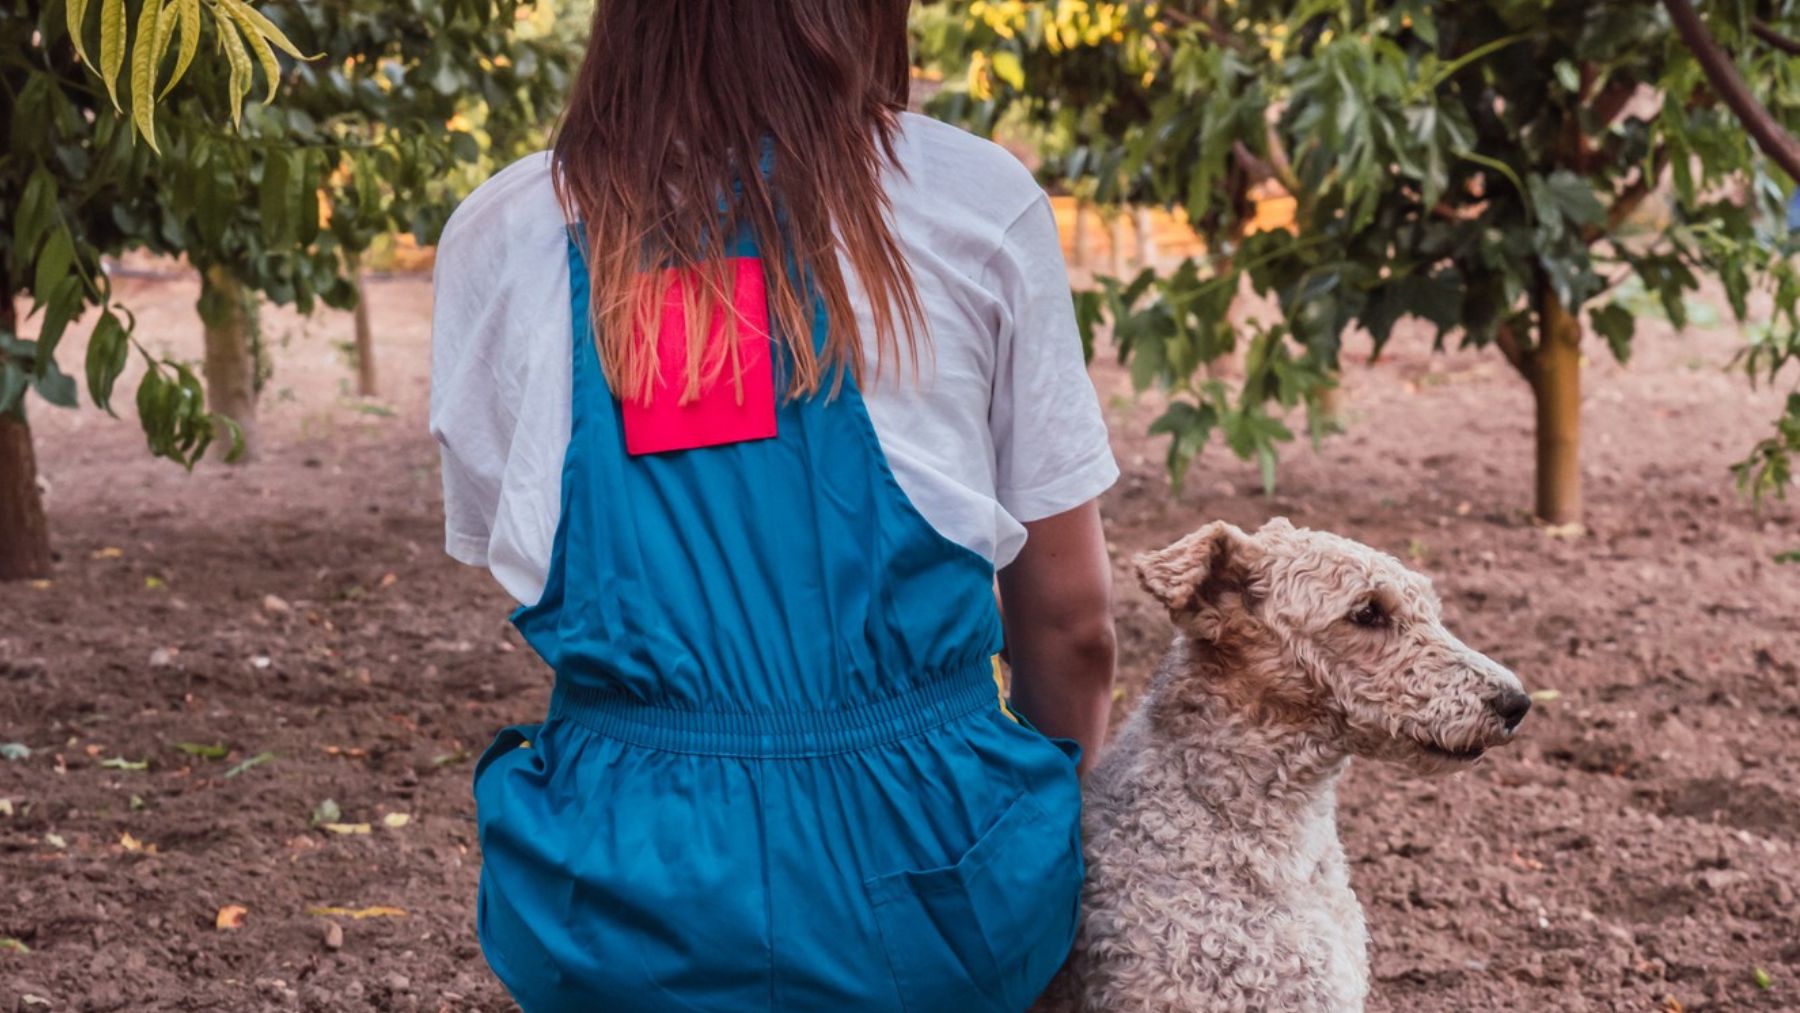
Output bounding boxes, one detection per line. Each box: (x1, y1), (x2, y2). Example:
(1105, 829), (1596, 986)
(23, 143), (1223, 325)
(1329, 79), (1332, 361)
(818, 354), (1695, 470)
(430, 113), (1118, 606)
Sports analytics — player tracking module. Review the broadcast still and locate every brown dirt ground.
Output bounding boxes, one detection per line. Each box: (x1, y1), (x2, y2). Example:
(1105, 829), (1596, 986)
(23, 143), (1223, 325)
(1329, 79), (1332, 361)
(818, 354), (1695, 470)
(2, 260), (1798, 1012)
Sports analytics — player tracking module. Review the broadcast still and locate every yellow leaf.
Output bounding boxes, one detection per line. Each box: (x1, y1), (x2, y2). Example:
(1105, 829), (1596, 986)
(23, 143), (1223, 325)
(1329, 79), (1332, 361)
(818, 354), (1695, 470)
(1529, 689), (1562, 704)
(98, 0), (127, 112)
(130, 0), (163, 150)
(220, 0), (309, 59)
(66, 0), (93, 70)
(153, 0), (177, 63)
(213, 9), (252, 128)
(320, 822), (371, 835)
(989, 50), (1025, 90)
(119, 831), (143, 851)
(29, 580), (51, 590)
(380, 812), (410, 829)
(304, 905), (407, 920)
(222, 1), (280, 105)
(160, 0), (201, 99)
(91, 546), (124, 559)
(215, 904), (248, 930)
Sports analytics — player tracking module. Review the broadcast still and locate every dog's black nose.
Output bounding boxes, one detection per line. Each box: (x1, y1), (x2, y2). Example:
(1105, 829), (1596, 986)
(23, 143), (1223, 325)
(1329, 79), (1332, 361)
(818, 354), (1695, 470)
(1491, 689), (1531, 731)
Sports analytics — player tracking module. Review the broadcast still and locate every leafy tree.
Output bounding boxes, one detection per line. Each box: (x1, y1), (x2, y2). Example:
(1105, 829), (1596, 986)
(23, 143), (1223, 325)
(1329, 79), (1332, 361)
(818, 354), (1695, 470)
(3, 0), (302, 579)
(2, 0), (577, 579)
(918, 0), (1800, 527)
(140, 0), (575, 454)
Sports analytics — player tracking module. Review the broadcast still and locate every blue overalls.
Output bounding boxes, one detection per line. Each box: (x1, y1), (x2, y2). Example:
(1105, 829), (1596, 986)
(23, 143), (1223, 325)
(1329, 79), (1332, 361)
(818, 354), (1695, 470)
(472, 228), (1084, 1012)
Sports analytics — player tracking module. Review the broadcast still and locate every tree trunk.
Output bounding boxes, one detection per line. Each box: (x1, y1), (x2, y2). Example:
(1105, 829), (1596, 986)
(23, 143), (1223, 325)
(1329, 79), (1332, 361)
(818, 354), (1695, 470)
(200, 265), (260, 462)
(1530, 289), (1583, 526)
(1105, 210), (1126, 277)
(1070, 199), (1092, 268)
(0, 295), (53, 580)
(1315, 372), (1346, 427)
(1132, 206), (1157, 267)
(349, 253), (377, 398)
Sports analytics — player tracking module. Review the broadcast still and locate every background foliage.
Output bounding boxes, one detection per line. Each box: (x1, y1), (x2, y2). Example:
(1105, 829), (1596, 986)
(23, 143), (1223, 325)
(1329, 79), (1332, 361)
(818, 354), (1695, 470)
(3, 0), (579, 462)
(917, 0), (1800, 528)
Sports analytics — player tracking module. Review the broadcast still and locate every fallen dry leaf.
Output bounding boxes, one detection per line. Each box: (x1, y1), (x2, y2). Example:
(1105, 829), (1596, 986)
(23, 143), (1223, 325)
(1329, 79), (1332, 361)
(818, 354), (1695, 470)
(216, 905), (248, 930)
(381, 812), (410, 829)
(304, 905), (407, 920)
(321, 822), (372, 836)
(1510, 849), (1546, 872)
(91, 546), (124, 560)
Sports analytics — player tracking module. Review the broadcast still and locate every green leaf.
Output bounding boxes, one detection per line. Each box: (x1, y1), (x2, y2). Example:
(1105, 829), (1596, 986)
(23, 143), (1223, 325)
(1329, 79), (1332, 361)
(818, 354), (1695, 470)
(223, 751), (275, 778)
(34, 229), (75, 302)
(1590, 303), (1634, 364)
(99, 0), (128, 112)
(309, 798), (342, 826)
(100, 756), (149, 771)
(174, 741), (230, 759)
(131, 0), (166, 150)
(84, 311), (130, 415)
(13, 168), (57, 262)
(35, 276), (86, 371)
(1532, 171), (1605, 229)
(34, 360), (79, 409)
(261, 146), (292, 245)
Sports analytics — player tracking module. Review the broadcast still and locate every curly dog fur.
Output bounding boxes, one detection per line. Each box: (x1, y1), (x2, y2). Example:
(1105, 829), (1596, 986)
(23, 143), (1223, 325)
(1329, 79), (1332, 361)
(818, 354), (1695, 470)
(1034, 518), (1529, 1013)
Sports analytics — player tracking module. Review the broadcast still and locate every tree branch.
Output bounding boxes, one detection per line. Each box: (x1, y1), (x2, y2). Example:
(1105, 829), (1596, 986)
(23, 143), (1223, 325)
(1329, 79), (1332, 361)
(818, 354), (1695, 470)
(1159, 6), (1244, 53)
(1494, 319), (1531, 376)
(1664, 0), (1800, 181)
(1753, 18), (1800, 57)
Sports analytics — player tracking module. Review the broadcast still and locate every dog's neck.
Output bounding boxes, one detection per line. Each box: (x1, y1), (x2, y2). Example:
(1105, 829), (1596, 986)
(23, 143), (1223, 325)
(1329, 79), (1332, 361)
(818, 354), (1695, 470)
(1135, 634), (1350, 821)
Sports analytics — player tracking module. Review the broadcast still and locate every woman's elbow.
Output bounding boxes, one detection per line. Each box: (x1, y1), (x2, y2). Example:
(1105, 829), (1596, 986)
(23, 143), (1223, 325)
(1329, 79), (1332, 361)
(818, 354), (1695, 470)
(1055, 611), (1118, 676)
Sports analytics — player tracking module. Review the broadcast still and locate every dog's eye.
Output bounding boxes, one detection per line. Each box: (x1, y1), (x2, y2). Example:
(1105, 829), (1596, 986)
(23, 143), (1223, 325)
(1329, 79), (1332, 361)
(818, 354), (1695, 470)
(1348, 602), (1389, 628)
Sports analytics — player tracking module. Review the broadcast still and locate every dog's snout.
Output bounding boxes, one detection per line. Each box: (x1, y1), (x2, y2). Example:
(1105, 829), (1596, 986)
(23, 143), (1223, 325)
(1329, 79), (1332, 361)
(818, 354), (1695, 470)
(1490, 689), (1531, 731)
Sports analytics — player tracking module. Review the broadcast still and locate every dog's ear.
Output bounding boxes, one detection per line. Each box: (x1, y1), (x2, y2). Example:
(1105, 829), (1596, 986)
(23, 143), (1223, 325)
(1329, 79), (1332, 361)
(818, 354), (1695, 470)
(1134, 521), (1260, 614)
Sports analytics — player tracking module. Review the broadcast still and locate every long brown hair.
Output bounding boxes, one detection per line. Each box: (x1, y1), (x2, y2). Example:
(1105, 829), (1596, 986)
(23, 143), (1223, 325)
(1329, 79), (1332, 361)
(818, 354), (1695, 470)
(552, 0), (922, 404)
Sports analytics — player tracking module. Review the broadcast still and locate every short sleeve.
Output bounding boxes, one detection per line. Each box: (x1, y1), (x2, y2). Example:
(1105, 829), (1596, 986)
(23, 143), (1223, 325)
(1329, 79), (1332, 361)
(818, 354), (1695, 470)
(429, 224), (519, 568)
(985, 195), (1119, 523)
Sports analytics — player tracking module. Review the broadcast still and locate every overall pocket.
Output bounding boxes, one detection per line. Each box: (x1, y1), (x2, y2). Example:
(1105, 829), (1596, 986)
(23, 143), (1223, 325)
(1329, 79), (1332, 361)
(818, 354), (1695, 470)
(472, 723), (539, 794)
(864, 791), (1084, 1013)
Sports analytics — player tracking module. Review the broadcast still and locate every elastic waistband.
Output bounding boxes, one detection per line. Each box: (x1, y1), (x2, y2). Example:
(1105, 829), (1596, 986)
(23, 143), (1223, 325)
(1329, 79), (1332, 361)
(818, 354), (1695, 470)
(547, 660), (1000, 758)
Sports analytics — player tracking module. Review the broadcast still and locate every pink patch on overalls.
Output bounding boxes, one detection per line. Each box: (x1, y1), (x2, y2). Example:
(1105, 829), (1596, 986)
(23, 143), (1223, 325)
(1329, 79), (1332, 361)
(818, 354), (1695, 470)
(621, 257), (777, 455)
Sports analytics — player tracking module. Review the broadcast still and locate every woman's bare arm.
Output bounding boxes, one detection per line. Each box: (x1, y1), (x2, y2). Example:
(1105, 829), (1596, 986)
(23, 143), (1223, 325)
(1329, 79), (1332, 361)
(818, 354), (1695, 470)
(998, 499), (1116, 775)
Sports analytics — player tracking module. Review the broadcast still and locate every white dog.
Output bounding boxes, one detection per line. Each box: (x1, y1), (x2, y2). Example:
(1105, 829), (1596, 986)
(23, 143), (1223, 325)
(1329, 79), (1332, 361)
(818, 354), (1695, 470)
(1035, 518), (1530, 1013)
